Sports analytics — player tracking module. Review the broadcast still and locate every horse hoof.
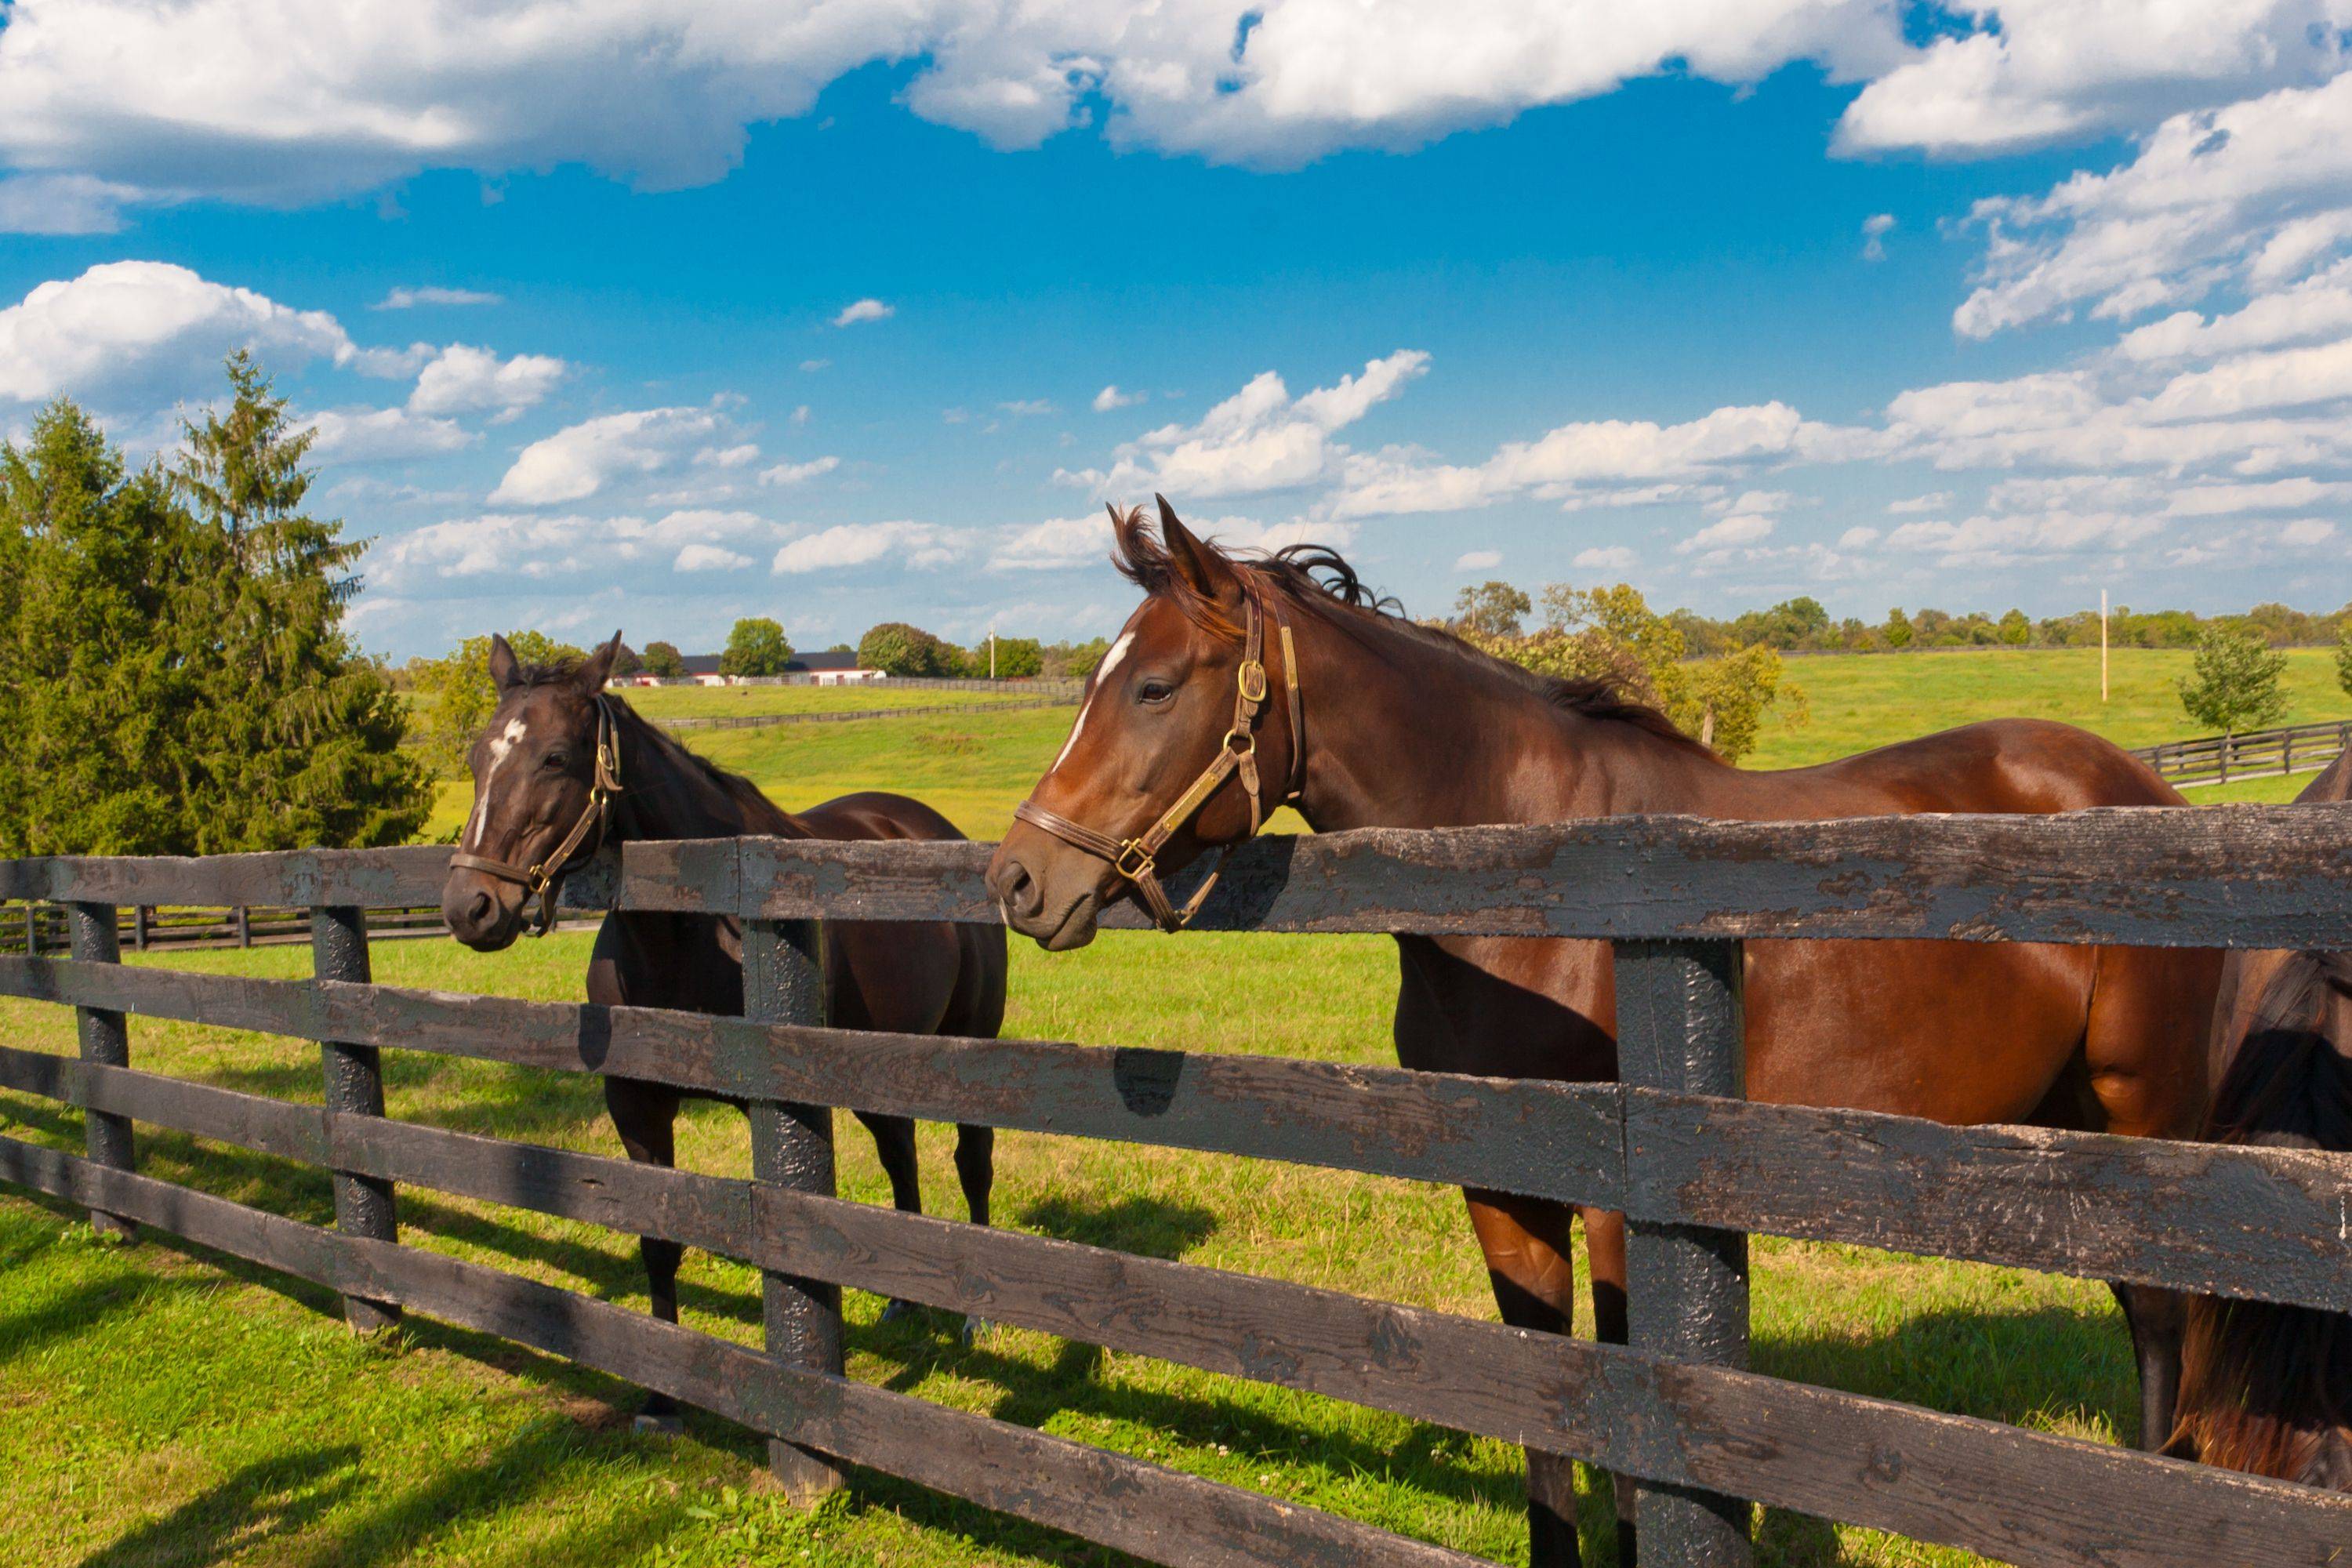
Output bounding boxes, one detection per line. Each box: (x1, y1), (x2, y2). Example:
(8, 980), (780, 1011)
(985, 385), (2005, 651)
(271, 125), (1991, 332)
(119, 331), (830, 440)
(633, 1411), (685, 1438)
(960, 1315), (992, 1345)
(879, 1298), (921, 1324)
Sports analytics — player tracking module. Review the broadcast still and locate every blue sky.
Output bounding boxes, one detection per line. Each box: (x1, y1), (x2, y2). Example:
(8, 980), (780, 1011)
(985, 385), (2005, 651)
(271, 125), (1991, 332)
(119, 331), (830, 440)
(2, 3), (2349, 659)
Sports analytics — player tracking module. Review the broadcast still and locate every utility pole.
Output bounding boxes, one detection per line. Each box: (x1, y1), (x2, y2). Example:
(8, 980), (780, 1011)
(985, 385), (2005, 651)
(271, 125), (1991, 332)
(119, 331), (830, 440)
(989, 629), (996, 681)
(2100, 589), (2110, 703)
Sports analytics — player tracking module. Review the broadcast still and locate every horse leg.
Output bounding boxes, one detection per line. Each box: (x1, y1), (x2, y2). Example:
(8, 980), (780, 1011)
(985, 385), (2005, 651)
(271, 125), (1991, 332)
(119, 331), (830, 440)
(1467, 1189), (1584, 1568)
(855, 1110), (927, 1323)
(953, 1123), (996, 1341)
(1580, 1205), (1639, 1568)
(608, 1078), (688, 1435)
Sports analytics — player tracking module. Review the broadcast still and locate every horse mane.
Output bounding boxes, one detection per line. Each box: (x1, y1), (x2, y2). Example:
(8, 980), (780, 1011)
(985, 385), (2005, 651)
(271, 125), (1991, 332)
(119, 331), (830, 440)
(1106, 504), (1709, 757)
(2169, 946), (2352, 1485)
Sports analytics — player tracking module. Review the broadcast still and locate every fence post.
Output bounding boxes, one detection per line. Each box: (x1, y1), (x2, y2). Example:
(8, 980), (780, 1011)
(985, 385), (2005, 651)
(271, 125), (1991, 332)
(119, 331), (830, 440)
(236, 905), (252, 948)
(132, 906), (149, 953)
(741, 915), (846, 1502)
(313, 905), (401, 1331)
(24, 902), (39, 957)
(68, 902), (136, 1242)
(1615, 938), (1751, 1566)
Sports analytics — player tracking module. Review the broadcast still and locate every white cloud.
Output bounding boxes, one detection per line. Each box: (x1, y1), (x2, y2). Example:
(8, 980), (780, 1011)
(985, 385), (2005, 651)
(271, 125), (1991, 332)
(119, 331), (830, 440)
(831, 298), (893, 327)
(0, 260), (415, 406)
(773, 520), (961, 574)
(999, 397), (1055, 416)
(799, 358), (829, 372)
(757, 455), (839, 487)
(407, 343), (565, 422)
(1882, 511), (2165, 568)
(1886, 492), (1949, 514)
(673, 543), (752, 572)
(989, 514), (1110, 572)
(2117, 262), (2352, 361)
(1571, 545), (1636, 571)
(0, 172), (147, 234)
(2281, 517), (2338, 545)
(695, 442), (760, 470)
(1836, 5), (2350, 158)
(1676, 514), (1775, 554)
(1861, 212), (1893, 262)
(305, 405), (473, 461)
(1100, 350), (1429, 499)
(490, 405), (726, 506)
(374, 285), (502, 310)
(1452, 549), (1501, 572)
(1094, 383), (1146, 411)
(1836, 525), (1880, 548)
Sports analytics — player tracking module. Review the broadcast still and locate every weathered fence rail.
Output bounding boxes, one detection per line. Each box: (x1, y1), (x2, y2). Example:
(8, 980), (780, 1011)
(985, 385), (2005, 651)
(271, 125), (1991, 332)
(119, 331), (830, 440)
(2131, 717), (2352, 786)
(2, 808), (2352, 1567)
(3, 901), (453, 955)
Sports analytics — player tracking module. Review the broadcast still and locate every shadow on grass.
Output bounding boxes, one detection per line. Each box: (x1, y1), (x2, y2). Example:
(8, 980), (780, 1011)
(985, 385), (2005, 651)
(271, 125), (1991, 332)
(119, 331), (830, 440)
(1017, 1192), (1218, 1259)
(80, 1446), (361, 1568)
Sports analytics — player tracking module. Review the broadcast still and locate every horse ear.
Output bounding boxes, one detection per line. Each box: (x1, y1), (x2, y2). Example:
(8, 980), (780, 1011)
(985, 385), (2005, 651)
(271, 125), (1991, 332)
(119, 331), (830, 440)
(578, 630), (623, 692)
(488, 633), (523, 692)
(1156, 494), (1240, 604)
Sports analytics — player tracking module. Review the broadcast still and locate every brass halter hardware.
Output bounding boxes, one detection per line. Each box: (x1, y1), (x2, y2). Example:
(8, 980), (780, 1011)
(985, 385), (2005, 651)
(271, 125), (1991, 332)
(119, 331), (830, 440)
(447, 695), (624, 937)
(1012, 595), (1304, 932)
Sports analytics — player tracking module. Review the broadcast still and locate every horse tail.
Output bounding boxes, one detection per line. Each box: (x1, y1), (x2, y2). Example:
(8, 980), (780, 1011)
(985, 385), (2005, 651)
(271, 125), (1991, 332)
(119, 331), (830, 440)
(2168, 949), (2352, 1487)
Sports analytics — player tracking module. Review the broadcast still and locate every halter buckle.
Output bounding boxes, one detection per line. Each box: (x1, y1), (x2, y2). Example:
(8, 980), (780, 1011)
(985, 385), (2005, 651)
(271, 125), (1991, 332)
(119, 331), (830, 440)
(1115, 840), (1156, 881)
(1237, 659), (1268, 703)
(1222, 728), (1256, 757)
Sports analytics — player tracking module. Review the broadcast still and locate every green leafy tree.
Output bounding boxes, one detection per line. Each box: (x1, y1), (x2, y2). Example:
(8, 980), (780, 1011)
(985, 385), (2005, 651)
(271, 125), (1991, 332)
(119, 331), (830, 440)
(1883, 607), (1915, 648)
(172, 354), (426, 850)
(1452, 580), (1531, 640)
(720, 616), (792, 677)
(641, 640), (686, 678)
(1047, 637), (1112, 678)
(608, 641), (641, 678)
(1997, 608), (2032, 645)
(989, 636), (1045, 678)
(411, 630), (586, 775)
(2180, 624), (2288, 735)
(858, 621), (953, 676)
(0, 401), (198, 854)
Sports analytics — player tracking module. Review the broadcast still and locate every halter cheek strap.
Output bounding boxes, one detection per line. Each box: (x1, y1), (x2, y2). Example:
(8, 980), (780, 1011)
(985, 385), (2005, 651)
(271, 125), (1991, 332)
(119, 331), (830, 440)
(1012, 595), (1304, 932)
(448, 695), (625, 937)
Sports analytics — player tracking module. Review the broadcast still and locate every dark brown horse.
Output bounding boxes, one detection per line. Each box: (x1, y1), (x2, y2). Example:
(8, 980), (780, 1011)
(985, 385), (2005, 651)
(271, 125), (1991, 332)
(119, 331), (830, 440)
(441, 633), (1007, 1428)
(2165, 750), (2352, 1487)
(985, 499), (2221, 1567)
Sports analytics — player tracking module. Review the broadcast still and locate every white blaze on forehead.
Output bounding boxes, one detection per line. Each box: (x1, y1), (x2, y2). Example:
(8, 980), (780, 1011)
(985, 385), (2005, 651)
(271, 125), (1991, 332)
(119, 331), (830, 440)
(463, 717), (531, 851)
(1050, 630), (1137, 775)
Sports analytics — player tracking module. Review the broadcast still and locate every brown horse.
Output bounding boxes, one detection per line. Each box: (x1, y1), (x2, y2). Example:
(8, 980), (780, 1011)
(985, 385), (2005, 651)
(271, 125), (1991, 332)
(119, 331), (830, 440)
(985, 499), (2220, 1567)
(2165, 750), (2352, 1487)
(441, 633), (1008, 1428)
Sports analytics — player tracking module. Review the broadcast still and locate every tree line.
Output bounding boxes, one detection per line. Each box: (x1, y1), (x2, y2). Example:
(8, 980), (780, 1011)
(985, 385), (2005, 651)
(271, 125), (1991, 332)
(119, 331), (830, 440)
(0, 357), (425, 856)
(1650, 591), (2352, 655)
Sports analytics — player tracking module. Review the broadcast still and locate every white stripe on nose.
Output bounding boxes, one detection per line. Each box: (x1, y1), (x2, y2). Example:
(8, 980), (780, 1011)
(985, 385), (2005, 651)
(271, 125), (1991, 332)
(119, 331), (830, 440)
(463, 717), (531, 851)
(1051, 630), (1136, 775)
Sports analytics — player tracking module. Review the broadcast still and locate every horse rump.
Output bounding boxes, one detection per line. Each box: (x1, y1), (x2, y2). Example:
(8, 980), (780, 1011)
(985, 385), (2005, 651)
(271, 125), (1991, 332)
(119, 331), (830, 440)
(2168, 949), (2352, 1486)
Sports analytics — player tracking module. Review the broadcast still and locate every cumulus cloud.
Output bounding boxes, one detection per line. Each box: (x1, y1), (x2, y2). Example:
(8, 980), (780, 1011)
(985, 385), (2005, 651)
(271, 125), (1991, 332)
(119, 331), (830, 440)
(1453, 549), (1501, 572)
(1094, 384), (1146, 411)
(305, 405), (474, 462)
(0, 260), (416, 406)
(1860, 212), (1893, 261)
(1572, 544), (1637, 571)
(0, 2), (1904, 215)
(1085, 350), (1429, 499)
(757, 455), (839, 486)
(490, 405), (728, 506)
(1676, 513), (1776, 554)
(831, 297), (893, 327)
(0, 172), (149, 234)
(407, 343), (565, 422)
(372, 505), (786, 592)
(673, 543), (753, 572)
(374, 285), (502, 310)
(773, 520), (961, 574)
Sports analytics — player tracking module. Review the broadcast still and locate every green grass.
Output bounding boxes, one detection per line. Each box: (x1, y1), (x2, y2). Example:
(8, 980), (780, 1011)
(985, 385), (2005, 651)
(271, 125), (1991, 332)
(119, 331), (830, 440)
(1749, 646), (2347, 768)
(2, 932), (2135, 1568)
(619, 684), (1064, 721)
(13, 644), (2325, 1566)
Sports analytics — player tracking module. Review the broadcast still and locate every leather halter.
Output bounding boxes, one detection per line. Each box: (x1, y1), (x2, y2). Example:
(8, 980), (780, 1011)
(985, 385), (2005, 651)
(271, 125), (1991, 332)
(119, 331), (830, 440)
(1013, 593), (1303, 931)
(447, 695), (624, 937)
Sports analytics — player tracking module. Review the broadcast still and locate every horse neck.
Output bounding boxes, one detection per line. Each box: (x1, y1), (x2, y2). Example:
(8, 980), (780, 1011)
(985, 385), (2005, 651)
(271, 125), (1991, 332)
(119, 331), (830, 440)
(1281, 599), (1739, 833)
(606, 703), (804, 844)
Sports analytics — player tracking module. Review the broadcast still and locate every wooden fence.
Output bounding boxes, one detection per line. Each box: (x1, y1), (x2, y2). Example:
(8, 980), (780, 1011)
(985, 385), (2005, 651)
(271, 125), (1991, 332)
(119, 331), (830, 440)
(2130, 718), (2352, 786)
(3, 811), (2352, 1566)
(651, 694), (1077, 734)
(3, 901), (453, 955)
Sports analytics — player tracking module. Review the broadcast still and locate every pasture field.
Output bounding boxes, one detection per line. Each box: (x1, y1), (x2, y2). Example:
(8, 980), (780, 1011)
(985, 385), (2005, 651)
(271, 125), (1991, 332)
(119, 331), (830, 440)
(6, 643), (2330, 1566)
(0, 932), (2133, 1568)
(619, 684), (1068, 721)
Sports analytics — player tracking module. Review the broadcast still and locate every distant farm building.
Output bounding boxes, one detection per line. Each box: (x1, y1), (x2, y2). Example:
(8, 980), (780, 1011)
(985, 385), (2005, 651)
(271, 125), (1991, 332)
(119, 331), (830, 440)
(619, 650), (882, 688)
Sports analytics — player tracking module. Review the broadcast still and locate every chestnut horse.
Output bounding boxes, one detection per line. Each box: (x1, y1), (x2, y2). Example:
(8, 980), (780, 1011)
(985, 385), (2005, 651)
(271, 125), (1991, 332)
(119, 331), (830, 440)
(985, 500), (2220, 1567)
(2165, 749), (2352, 1487)
(442, 633), (1007, 1428)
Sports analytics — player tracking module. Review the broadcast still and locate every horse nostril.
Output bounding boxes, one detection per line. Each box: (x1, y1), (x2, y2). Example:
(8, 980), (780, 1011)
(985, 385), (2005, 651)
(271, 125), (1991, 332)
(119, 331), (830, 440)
(994, 858), (1041, 919)
(467, 891), (493, 927)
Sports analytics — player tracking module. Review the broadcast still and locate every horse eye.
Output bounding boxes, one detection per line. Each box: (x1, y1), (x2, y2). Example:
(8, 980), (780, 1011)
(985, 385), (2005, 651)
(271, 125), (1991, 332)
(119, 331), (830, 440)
(543, 753), (571, 771)
(1137, 680), (1174, 705)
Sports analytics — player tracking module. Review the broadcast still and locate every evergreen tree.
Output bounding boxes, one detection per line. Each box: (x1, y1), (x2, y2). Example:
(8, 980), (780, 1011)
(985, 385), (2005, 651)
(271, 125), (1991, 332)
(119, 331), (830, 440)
(0, 401), (198, 854)
(172, 353), (427, 849)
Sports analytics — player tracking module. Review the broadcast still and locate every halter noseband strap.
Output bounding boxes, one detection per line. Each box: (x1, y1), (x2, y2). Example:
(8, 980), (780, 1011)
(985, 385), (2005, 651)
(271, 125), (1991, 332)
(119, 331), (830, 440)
(448, 695), (625, 937)
(1012, 594), (1304, 932)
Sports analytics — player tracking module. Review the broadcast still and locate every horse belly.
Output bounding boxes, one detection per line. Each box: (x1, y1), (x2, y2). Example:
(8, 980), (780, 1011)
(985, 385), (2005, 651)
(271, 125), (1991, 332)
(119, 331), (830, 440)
(1744, 937), (2094, 1123)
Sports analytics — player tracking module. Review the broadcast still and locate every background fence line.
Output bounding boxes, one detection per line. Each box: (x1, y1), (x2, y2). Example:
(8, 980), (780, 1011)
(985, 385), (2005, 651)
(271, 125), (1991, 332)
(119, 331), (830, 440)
(2129, 717), (2352, 786)
(2, 818), (2350, 1566)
